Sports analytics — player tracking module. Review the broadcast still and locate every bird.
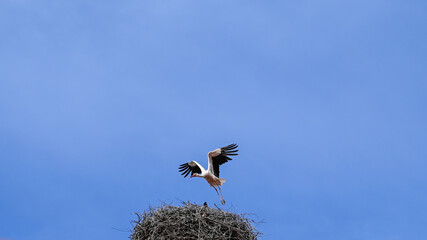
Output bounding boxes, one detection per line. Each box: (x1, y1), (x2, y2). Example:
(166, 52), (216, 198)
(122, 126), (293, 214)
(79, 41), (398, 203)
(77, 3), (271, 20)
(178, 143), (239, 205)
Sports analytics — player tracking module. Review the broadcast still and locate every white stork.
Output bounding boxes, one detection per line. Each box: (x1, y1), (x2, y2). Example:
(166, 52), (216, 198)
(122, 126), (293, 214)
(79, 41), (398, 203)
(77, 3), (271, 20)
(178, 143), (239, 205)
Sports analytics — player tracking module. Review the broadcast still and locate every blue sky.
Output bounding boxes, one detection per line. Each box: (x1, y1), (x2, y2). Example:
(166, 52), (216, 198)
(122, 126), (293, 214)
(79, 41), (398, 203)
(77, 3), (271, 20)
(1, 1), (426, 239)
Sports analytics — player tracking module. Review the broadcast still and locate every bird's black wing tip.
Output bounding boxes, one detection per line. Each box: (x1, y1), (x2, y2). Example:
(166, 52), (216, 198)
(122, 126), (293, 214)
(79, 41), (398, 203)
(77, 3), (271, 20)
(223, 143), (238, 150)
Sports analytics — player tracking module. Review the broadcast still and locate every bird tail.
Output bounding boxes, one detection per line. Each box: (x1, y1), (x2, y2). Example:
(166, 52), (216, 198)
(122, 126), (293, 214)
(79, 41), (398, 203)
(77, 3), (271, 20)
(219, 178), (226, 185)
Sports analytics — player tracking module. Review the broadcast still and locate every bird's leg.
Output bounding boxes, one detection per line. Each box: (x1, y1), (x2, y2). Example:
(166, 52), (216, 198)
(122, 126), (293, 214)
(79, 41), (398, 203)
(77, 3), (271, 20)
(218, 186), (226, 204)
(213, 186), (223, 204)
(213, 186), (220, 197)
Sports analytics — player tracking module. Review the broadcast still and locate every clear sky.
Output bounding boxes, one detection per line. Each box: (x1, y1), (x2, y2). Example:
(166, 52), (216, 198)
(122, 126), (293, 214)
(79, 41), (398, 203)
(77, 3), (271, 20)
(1, 1), (426, 239)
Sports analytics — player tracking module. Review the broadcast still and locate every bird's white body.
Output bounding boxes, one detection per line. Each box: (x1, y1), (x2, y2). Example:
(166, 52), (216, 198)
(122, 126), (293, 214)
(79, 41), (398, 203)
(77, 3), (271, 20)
(191, 150), (226, 187)
(193, 169), (226, 187)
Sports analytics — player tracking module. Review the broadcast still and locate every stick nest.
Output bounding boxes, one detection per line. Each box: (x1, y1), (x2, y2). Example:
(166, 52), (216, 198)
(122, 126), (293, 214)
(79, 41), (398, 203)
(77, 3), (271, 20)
(131, 202), (261, 240)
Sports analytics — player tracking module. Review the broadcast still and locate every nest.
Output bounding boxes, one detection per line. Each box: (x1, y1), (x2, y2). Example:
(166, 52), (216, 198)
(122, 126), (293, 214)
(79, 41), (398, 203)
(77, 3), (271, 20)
(131, 202), (261, 240)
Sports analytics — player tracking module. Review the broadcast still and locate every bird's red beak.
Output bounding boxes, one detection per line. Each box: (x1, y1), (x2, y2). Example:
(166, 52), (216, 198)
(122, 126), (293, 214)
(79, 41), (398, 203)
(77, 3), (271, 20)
(190, 174), (196, 178)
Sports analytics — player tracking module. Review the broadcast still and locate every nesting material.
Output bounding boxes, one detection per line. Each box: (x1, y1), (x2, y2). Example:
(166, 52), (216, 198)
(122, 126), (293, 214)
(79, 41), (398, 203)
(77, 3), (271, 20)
(131, 202), (261, 240)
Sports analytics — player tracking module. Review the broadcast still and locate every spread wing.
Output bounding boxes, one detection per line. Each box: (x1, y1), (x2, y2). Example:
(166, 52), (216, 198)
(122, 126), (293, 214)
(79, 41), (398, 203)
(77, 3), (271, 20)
(179, 161), (202, 178)
(208, 143), (238, 177)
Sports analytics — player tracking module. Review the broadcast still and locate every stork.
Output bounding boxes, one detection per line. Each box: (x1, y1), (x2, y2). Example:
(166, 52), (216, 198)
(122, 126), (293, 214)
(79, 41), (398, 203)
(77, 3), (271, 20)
(178, 143), (238, 205)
